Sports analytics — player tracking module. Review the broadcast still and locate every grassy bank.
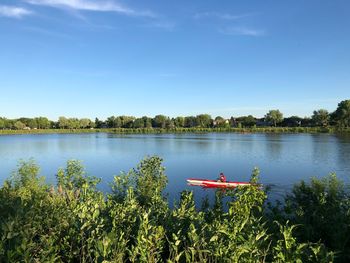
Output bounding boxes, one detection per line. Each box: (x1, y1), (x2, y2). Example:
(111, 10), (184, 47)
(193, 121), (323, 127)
(1, 126), (350, 135)
(1, 156), (350, 262)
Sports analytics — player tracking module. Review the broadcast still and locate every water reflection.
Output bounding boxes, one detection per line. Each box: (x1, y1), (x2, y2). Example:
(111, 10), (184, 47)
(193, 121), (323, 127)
(311, 134), (335, 169)
(334, 134), (350, 180)
(264, 134), (283, 161)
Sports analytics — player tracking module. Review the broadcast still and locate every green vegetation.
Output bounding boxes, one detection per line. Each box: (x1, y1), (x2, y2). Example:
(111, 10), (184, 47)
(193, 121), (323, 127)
(1, 126), (350, 136)
(312, 109), (330, 127)
(265, 109), (284, 127)
(286, 175), (350, 261)
(1, 99), (350, 133)
(332, 100), (350, 128)
(2, 156), (350, 262)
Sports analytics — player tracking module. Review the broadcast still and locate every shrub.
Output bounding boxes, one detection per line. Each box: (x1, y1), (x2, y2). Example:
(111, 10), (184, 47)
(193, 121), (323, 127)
(0, 157), (335, 262)
(279, 173), (350, 262)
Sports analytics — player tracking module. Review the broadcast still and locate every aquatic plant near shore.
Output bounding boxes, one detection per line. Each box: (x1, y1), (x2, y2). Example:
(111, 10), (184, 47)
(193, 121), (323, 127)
(0, 156), (338, 262)
(1, 126), (350, 136)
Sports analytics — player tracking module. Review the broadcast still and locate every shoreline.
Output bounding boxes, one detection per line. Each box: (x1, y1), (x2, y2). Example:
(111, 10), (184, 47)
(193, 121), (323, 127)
(0, 127), (350, 135)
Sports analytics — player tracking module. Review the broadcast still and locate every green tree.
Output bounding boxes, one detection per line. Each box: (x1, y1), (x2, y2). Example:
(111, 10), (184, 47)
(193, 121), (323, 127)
(165, 118), (175, 129)
(133, 118), (145, 128)
(332, 99), (350, 127)
(68, 118), (80, 129)
(27, 119), (37, 129)
(282, 116), (302, 127)
(265, 110), (283, 127)
(142, 116), (152, 128)
(0, 118), (5, 129)
(153, 115), (167, 128)
(196, 114), (212, 128)
(115, 117), (123, 128)
(95, 118), (103, 128)
(214, 116), (226, 127)
(4, 119), (14, 129)
(50, 121), (57, 129)
(237, 115), (256, 127)
(58, 116), (69, 129)
(79, 118), (92, 129)
(14, 121), (26, 130)
(302, 117), (312, 127)
(312, 109), (329, 127)
(184, 116), (197, 128)
(107, 116), (116, 128)
(229, 117), (237, 127)
(106, 116), (123, 128)
(18, 118), (32, 127)
(119, 116), (135, 128)
(35, 117), (50, 129)
(174, 117), (185, 128)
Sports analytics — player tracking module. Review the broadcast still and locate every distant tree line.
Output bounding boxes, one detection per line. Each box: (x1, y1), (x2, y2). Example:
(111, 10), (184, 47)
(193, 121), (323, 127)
(1, 99), (349, 130)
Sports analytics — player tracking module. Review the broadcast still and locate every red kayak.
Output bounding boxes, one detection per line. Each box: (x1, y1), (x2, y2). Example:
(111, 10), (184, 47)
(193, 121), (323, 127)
(187, 178), (251, 189)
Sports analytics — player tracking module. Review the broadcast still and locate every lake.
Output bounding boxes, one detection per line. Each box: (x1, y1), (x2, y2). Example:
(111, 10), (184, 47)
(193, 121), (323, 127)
(0, 133), (349, 202)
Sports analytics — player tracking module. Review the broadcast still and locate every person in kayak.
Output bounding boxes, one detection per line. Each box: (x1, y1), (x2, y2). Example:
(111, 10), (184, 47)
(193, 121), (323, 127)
(218, 172), (226, 182)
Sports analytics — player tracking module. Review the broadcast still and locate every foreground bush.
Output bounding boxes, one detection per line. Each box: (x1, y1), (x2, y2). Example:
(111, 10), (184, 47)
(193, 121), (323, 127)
(0, 157), (337, 262)
(272, 174), (350, 262)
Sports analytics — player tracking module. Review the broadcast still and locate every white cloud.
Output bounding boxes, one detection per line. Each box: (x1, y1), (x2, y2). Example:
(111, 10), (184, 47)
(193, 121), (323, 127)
(194, 11), (265, 37)
(0, 5), (32, 18)
(219, 26), (265, 37)
(24, 0), (155, 17)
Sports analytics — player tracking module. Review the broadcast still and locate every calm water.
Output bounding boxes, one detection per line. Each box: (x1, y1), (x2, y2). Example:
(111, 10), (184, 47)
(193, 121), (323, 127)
(0, 133), (350, 201)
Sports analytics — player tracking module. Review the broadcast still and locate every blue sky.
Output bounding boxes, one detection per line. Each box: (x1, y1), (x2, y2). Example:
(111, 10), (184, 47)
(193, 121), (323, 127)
(0, 0), (349, 120)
